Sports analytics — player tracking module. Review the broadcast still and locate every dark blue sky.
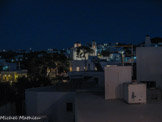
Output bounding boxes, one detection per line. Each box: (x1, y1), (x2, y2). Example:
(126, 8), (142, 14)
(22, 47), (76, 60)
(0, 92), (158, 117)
(0, 0), (162, 50)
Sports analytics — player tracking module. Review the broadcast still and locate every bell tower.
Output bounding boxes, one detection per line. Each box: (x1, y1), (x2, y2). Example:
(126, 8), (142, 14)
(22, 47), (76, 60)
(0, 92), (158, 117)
(92, 40), (97, 56)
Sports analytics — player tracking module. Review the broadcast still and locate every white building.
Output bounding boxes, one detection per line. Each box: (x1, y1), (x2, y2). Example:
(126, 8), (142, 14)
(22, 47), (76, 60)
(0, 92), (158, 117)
(25, 86), (75, 122)
(70, 41), (97, 60)
(0, 70), (28, 82)
(69, 56), (108, 72)
(145, 35), (151, 47)
(104, 65), (132, 99)
(91, 40), (97, 56)
(136, 47), (162, 89)
(69, 60), (86, 72)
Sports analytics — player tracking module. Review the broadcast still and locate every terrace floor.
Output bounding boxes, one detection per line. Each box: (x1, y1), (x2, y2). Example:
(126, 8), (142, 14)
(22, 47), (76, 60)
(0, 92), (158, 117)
(76, 91), (162, 122)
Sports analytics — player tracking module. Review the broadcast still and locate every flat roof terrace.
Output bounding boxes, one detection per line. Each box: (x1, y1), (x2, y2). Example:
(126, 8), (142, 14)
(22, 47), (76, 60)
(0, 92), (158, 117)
(76, 91), (162, 122)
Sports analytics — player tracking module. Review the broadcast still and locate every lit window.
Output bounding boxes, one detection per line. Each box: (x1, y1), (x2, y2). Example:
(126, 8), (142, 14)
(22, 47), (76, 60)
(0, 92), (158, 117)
(69, 67), (72, 72)
(74, 44), (77, 47)
(84, 67), (87, 71)
(95, 67), (97, 70)
(76, 67), (80, 71)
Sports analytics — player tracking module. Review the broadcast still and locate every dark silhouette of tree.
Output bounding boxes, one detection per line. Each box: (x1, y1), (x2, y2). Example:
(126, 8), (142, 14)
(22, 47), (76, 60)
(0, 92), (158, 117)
(0, 82), (15, 105)
(151, 37), (162, 43)
(22, 52), (69, 82)
(101, 50), (110, 57)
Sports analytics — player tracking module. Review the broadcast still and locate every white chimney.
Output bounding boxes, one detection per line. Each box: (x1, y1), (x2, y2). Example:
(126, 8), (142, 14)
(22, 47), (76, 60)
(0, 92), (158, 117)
(145, 35), (151, 47)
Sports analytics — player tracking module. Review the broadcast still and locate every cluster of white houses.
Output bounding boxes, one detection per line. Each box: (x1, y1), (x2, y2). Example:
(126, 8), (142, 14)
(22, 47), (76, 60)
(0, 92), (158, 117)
(25, 35), (162, 122)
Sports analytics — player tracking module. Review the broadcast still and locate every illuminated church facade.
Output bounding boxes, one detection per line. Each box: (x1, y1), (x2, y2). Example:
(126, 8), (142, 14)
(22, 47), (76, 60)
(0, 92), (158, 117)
(70, 40), (97, 60)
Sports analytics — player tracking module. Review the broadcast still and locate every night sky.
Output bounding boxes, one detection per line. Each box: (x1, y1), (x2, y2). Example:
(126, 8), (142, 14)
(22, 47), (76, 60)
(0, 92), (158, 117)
(0, 0), (162, 50)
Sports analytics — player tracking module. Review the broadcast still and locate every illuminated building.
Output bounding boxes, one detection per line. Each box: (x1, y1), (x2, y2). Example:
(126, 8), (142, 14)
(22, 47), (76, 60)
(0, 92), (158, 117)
(0, 70), (28, 83)
(69, 56), (108, 72)
(74, 41), (81, 48)
(70, 41), (98, 60)
(91, 40), (97, 56)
